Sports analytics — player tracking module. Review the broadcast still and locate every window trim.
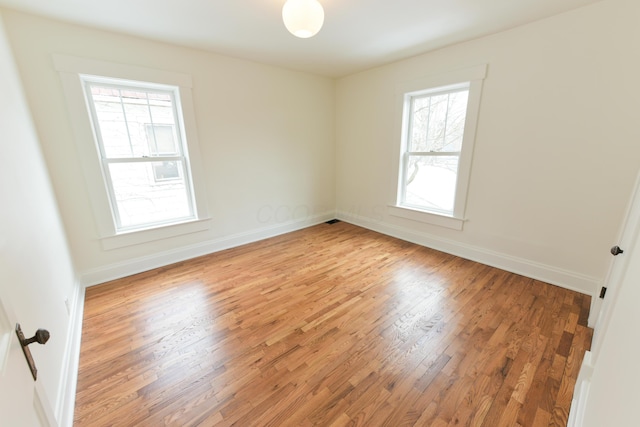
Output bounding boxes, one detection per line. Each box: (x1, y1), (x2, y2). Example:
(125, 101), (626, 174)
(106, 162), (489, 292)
(54, 54), (210, 249)
(391, 64), (487, 230)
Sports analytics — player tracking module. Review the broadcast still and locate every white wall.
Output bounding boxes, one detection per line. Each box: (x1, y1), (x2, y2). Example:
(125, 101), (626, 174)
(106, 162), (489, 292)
(0, 9), (336, 284)
(335, 0), (640, 297)
(0, 10), (78, 424)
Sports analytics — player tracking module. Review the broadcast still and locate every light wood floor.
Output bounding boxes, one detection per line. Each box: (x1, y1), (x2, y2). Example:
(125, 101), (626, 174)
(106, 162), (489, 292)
(74, 221), (592, 426)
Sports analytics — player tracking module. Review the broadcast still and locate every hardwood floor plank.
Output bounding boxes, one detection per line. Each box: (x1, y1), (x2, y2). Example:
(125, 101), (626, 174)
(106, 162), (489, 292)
(74, 222), (592, 426)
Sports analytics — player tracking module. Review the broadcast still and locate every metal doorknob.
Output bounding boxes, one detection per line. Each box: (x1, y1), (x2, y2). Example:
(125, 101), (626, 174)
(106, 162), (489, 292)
(15, 324), (50, 380)
(611, 245), (624, 256)
(21, 329), (50, 346)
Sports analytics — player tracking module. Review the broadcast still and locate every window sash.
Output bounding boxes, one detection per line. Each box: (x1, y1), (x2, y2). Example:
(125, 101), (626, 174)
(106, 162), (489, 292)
(83, 80), (186, 159)
(102, 159), (194, 231)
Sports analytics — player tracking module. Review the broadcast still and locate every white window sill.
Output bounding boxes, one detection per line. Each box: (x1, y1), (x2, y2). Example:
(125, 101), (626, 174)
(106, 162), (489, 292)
(101, 218), (211, 250)
(388, 205), (465, 231)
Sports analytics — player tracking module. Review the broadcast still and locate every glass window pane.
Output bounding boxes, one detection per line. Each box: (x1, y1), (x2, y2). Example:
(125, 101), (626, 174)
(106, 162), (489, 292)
(145, 125), (178, 156)
(149, 103), (175, 126)
(409, 96), (429, 152)
(443, 91), (469, 152)
(425, 94), (448, 151)
(108, 161), (193, 229)
(91, 86), (133, 158)
(152, 161), (180, 181)
(408, 90), (469, 153)
(122, 100), (152, 158)
(404, 155), (459, 213)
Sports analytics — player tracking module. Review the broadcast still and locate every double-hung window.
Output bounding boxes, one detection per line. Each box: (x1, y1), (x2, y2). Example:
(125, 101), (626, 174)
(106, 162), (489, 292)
(82, 77), (195, 232)
(400, 84), (469, 215)
(392, 64), (486, 230)
(54, 55), (209, 249)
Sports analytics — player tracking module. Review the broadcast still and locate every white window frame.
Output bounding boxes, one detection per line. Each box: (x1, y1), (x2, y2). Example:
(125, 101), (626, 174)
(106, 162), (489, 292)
(389, 64), (487, 230)
(82, 77), (196, 231)
(54, 54), (210, 249)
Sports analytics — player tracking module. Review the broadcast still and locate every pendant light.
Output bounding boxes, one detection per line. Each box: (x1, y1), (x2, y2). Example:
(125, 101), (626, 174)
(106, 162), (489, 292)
(282, 0), (325, 39)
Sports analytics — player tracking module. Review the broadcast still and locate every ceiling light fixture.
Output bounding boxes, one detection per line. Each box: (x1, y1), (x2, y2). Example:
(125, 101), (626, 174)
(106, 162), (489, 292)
(282, 0), (325, 39)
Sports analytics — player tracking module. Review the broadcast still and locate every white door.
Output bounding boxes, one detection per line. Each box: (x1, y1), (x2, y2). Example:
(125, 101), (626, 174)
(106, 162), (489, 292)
(589, 171), (640, 359)
(570, 174), (640, 427)
(568, 172), (640, 427)
(0, 267), (57, 427)
(0, 12), (78, 426)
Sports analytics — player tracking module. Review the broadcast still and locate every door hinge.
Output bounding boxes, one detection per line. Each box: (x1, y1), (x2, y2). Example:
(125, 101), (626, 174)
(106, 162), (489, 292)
(599, 287), (608, 299)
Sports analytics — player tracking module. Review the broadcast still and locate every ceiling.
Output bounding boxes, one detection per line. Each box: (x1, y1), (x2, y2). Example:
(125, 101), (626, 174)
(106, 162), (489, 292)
(0, 0), (602, 77)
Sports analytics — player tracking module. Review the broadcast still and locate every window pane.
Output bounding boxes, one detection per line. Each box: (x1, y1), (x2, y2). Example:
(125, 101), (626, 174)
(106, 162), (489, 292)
(404, 155), (459, 213)
(152, 161), (180, 181)
(410, 96), (430, 152)
(108, 161), (193, 229)
(443, 91), (468, 152)
(409, 90), (469, 153)
(149, 103), (175, 126)
(425, 94), (448, 151)
(91, 86), (133, 158)
(145, 125), (178, 156)
(122, 100), (152, 158)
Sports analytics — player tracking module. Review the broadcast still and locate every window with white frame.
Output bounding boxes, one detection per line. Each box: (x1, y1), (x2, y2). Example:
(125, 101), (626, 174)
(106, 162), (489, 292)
(54, 54), (210, 249)
(82, 77), (195, 231)
(400, 84), (469, 215)
(392, 65), (486, 230)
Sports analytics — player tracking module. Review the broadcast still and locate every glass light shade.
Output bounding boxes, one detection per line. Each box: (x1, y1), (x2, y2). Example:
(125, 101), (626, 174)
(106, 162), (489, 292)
(282, 0), (324, 38)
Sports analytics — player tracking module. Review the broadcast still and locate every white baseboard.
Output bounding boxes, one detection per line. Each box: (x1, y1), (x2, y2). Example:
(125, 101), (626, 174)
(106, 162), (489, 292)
(337, 211), (600, 297)
(80, 211), (336, 287)
(81, 209), (599, 295)
(568, 350), (593, 427)
(56, 278), (85, 427)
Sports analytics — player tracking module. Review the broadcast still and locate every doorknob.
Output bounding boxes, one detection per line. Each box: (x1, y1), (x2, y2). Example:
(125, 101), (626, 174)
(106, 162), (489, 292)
(15, 324), (50, 380)
(20, 328), (50, 346)
(611, 245), (624, 256)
